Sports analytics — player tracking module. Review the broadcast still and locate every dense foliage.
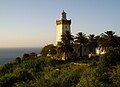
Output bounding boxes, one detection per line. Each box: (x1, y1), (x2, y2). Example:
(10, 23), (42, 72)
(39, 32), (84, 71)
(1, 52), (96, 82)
(0, 58), (86, 87)
(40, 44), (57, 57)
(0, 47), (120, 87)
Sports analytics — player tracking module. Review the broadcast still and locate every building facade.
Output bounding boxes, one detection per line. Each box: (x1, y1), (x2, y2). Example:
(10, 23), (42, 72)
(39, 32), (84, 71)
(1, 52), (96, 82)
(56, 10), (71, 45)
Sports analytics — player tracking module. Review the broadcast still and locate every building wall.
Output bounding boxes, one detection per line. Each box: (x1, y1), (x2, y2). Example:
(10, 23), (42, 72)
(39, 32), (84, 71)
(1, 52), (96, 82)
(56, 23), (70, 44)
(96, 48), (106, 55)
(74, 44), (90, 57)
(56, 24), (62, 44)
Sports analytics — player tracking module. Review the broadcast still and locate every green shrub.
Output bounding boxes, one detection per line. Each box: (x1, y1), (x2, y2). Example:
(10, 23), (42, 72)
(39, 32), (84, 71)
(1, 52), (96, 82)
(20, 58), (56, 73)
(0, 63), (15, 76)
(99, 47), (120, 67)
(77, 66), (112, 87)
(40, 44), (56, 57)
(15, 57), (21, 64)
(59, 71), (80, 87)
(0, 73), (16, 87)
(0, 69), (34, 87)
(111, 64), (120, 87)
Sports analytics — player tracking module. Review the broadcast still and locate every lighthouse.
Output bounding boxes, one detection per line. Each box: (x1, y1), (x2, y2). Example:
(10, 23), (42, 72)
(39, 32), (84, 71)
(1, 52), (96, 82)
(56, 10), (71, 45)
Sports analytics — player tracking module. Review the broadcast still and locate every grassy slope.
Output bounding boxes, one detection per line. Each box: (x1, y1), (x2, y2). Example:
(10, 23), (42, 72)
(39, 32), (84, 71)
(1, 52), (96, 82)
(0, 57), (120, 87)
(0, 58), (89, 87)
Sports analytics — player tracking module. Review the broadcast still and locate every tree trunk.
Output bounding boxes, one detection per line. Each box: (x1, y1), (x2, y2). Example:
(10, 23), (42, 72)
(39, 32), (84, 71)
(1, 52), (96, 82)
(64, 52), (67, 61)
(80, 44), (82, 57)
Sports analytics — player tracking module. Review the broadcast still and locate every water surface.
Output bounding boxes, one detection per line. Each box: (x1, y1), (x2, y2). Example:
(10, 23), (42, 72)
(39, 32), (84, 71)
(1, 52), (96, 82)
(0, 48), (41, 65)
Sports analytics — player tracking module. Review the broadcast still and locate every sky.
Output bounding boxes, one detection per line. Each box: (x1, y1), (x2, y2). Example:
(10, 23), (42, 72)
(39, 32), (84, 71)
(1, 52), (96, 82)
(0, 0), (120, 48)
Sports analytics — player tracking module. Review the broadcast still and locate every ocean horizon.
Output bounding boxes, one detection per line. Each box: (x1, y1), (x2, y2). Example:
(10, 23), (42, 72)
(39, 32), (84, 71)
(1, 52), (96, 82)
(0, 47), (41, 65)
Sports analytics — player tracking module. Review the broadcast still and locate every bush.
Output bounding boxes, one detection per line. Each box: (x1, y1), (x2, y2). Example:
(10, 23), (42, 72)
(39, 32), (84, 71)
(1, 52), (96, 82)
(15, 57), (21, 64)
(111, 64), (120, 87)
(22, 54), (30, 60)
(0, 73), (17, 87)
(59, 71), (80, 87)
(40, 44), (56, 57)
(0, 63), (15, 76)
(77, 67), (111, 87)
(99, 47), (120, 67)
(20, 58), (56, 73)
(0, 69), (34, 87)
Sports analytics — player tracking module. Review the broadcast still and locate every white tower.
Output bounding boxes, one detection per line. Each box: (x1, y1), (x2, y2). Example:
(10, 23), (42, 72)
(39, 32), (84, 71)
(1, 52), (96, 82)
(56, 10), (71, 45)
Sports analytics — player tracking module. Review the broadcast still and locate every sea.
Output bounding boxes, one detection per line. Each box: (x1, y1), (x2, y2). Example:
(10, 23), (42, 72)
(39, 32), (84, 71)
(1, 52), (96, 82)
(0, 48), (41, 65)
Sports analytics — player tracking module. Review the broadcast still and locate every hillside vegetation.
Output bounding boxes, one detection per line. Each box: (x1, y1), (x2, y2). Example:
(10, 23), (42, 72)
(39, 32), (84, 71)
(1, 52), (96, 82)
(0, 47), (120, 87)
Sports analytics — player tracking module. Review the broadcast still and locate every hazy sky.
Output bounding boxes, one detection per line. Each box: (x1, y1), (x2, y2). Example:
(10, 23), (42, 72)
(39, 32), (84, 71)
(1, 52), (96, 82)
(0, 0), (120, 48)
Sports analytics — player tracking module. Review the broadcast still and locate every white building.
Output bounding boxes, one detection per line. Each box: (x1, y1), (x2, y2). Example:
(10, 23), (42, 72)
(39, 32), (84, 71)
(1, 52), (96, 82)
(56, 10), (71, 45)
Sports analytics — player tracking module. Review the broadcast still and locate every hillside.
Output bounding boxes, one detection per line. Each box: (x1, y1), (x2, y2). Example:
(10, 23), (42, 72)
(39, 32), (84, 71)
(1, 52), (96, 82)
(0, 58), (89, 87)
(0, 47), (120, 87)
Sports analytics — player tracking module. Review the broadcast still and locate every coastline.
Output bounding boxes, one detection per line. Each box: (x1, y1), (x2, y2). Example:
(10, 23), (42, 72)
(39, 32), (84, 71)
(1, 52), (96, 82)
(0, 47), (41, 65)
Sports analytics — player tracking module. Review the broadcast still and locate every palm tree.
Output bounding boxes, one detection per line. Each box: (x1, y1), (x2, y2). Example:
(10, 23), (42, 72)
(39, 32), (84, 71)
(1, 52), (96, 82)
(74, 32), (88, 57)
(57, 31), (74, 61)
(88, 34), (98, 53)
(99, 31), (120, 50)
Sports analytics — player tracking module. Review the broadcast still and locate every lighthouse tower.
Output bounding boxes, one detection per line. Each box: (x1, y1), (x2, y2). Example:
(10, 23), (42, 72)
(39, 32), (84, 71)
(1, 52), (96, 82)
(56, 10), (71, 45)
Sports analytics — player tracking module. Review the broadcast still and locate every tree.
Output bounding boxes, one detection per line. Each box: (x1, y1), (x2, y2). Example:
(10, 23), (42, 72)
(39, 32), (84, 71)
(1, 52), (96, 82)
(30, 52), (37, 58)
(15, 57), (21, 64)
(99, 47), (120, 67)
(88, 34), (98, 53)
(99, 31), (120, 50)
(22, 54), (30, 60)
(57, 31), (74, 61)
(40, 44), (57, 57)
(74, 32), (88, 57)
